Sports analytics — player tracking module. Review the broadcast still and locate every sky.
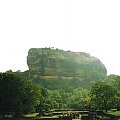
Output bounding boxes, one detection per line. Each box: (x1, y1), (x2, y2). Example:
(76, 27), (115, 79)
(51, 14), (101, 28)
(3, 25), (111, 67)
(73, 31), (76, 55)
(0, 0), (120, 75)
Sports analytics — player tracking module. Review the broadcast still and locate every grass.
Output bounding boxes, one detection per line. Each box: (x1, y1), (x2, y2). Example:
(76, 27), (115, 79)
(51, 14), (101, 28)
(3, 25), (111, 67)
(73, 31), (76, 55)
(107, 111), (120, 116)
(23, 113), (39, 118)
(40, 115), (59, 118)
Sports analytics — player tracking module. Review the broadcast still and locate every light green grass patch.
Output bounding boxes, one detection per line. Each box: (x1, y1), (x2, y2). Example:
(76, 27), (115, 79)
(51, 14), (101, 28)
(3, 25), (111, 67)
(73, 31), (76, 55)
(108, 111), (120, 116)
(23, 113), (39, 117)
(40, 115), (59, 118)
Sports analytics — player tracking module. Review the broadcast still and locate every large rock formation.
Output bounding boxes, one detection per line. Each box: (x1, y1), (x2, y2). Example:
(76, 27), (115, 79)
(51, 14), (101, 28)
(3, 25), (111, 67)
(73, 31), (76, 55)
(27, 48), (107, 82)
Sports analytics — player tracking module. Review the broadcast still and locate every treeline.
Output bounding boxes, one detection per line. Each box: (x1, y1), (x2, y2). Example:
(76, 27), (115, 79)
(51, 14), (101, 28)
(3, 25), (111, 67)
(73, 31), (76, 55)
(0, 72), (89, 118)
(0, 72), (120, 119)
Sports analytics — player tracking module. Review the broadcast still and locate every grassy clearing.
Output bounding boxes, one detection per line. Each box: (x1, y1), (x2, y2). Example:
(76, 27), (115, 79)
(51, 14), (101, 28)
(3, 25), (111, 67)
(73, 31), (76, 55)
(40, 115), (59, 118)
(107, 111), (120, 116)
(23, 113), (39, 117)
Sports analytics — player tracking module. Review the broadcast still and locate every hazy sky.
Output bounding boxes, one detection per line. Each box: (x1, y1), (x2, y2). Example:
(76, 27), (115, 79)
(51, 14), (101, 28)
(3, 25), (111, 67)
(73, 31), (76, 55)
(0, 0), (120, 75)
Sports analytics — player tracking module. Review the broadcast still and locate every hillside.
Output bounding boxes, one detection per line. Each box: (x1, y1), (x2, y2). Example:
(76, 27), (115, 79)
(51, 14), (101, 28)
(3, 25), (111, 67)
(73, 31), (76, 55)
(27, 48), (107, 88)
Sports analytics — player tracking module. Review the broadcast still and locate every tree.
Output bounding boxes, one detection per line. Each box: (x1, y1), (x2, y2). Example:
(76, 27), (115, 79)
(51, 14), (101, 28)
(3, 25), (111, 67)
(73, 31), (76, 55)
(112, 76), (120, 110)
(0, 73), (25, 117)
(0, 73), (41, 118)
(47, 90), (62, 109)
(89, 81), (116, 111)
(67, 88), (89, 109)
(35, 87), (50, 115)
(22, 81), (41, 114)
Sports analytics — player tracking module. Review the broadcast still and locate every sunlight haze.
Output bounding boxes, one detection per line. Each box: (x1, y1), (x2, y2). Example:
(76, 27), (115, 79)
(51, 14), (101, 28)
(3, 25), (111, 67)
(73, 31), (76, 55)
(0, 0), (120, 75)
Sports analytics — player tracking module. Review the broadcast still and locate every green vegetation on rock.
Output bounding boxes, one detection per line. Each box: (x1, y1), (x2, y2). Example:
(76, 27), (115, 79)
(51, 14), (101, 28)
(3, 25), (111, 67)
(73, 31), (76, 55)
(1, 48), (120, 119)
(27, 48), (107, 89)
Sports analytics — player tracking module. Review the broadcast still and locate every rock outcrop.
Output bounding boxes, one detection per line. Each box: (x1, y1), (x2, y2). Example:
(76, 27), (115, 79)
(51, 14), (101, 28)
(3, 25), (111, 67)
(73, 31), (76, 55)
(27, 48), (107, 81)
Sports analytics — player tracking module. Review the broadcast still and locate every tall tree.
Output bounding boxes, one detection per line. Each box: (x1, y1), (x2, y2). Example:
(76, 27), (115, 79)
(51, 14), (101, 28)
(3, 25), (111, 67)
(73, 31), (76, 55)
(89, 81), (116, 111)
(0, 73), (41, 118)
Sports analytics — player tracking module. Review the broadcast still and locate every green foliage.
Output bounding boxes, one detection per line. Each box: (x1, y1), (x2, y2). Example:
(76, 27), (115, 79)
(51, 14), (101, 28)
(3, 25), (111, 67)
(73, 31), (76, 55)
(47, 90), (63, 109)
(22, 81), (41, 114)
(4, 48), (120, 116)
(66, 88), (89, 109)
(35, 87), (50, 114)
(89, 81), (117, 111)
(0, 73), (25, 116)
(27, 48), (107, 89)
(0, 73), (41, 117)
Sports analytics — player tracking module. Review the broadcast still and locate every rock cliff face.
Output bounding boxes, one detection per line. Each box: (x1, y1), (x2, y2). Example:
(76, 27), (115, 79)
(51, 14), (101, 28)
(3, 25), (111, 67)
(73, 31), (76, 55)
(27, 48), (107, 81)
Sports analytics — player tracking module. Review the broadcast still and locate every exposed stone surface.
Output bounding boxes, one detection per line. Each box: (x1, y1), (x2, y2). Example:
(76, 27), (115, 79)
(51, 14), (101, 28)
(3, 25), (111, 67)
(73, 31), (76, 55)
(27, 48), (107, 81)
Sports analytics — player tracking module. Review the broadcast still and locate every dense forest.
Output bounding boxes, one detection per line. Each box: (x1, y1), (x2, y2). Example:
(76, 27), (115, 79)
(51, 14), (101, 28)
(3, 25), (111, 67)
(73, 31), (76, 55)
(0, 48), (120, 119)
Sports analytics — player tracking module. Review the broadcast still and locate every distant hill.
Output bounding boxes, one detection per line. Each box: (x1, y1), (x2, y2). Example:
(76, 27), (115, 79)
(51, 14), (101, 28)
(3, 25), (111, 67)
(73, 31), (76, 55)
(27, 48), (107, 89)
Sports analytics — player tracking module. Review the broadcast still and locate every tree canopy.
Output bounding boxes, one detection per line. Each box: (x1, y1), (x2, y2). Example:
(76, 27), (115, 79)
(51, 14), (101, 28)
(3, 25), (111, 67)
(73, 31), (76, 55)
(0, 73), (41, 117)
(89, 81), (117, 111)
